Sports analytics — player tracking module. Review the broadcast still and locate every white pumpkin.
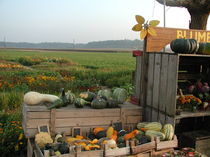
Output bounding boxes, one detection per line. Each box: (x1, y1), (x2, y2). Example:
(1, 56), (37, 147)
(24, 91), (59, 105)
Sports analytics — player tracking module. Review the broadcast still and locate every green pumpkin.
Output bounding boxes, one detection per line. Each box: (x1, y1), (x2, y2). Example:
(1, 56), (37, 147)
(79, 90), (96, 101)
(170, 38), (199, 54)
(65, 90), (76, 104)
(91, 97), (107, 109)
(97, 89), (112, 100)
(74, 98), (90, 108)
(106, 98), (119, 108)
(112, 88), (128, 104)
(197, 42), (210, 55)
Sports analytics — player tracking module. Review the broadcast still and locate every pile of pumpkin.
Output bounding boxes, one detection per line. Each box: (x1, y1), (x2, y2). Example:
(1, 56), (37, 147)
(23, 88), (128, 109)
(34, 122), (174, 156)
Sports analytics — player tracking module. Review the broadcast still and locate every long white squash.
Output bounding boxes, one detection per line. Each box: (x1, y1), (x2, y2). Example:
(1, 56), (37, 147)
(23, 91), (59, 105)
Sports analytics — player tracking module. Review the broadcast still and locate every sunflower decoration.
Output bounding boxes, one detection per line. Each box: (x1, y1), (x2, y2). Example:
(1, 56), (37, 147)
(132, 15), (160, 39)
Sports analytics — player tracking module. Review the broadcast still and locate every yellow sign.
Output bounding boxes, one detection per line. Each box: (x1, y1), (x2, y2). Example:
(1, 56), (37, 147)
(177, 30), (210, 42)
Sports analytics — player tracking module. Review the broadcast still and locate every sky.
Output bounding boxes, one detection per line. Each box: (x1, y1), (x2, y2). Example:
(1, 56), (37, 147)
(0, 0), (209, 43)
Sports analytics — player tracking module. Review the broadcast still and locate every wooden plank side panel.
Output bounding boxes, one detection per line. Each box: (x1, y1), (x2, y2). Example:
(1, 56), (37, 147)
(166, 54), (178, 116)
(131, 141), (156, 155)
(151, 54), (161, 122)
(152, 53), (161, 110)
(159, 54), (169, 113)
(146, 53), (155, 108)
(105, 147), (130, 156)
(135, 55), (142, 100)
(145, 53), (155, 121)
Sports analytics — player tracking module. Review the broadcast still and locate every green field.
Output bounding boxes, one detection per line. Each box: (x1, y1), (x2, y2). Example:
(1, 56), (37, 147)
(0, 48), (136, 109)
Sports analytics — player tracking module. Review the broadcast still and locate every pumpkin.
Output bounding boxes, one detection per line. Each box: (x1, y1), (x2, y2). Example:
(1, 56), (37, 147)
(112, 88), (128, 104)
(106, 98), (119, 108)
(197, 42), (210, 55)
(79, 90), (96, 101)
(93, 127), (105, 135)
(24, 91), (60, 106)
(170, 38), (199, 54)
(74, 98), (90, 108)
(95, 130), (106, 139)
(91, 97), (107, 109)
(97, 89), (112, 100)
(162, 124), (174, 141)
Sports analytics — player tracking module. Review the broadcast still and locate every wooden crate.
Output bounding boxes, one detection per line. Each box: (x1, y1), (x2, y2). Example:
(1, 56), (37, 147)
(130, 138), (156, 155)
(179, 130), (210, 156)
(155, 135), (178, 151)
(135, 52), (210, 126)
(22, 103), (142, 138)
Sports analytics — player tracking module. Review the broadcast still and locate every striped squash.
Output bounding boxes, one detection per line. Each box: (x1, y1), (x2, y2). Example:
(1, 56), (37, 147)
(162, 124), (174, 141)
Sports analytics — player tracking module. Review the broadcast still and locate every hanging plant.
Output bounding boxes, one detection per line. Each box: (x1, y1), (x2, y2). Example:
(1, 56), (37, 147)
(132, 15), (160, 39)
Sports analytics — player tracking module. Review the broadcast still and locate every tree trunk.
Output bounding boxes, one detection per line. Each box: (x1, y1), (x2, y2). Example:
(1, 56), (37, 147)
(188, 8), (209, 30)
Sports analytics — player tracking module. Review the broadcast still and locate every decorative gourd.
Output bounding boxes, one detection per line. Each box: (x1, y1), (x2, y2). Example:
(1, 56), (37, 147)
(162, 124), (174, 141)
(79, 90), (96, 101)
(106, 126), (114, 138)
(48, 99), (63, 109)
(197, 42), (210, 55)
(97, 89), (112, 100)
(170, 38), (199, 54)
(93, 127), (105, 135)
(95, 130), (106, 139)
(118, 130), (127, 137)
(124, 130), (139, 141)
(91, 97), (107, 109)
(24, 91), (59, 106)
(143, 122), (162, 132)
(106, 98), (119, 108)
(137, 122), (150, 130)
(35, 132), (53, 148)
(112, 88), (128, 104)
(65, 90), (76, 104)
(74, 98), (90, 108)
(117, 136), (125, 144)
(145, 130), (165, 141)
(111, 130), (118, 141)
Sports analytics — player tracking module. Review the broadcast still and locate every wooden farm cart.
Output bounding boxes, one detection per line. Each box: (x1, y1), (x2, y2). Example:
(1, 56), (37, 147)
(133, 27), (210, 156)
(22, 103), (143, 157)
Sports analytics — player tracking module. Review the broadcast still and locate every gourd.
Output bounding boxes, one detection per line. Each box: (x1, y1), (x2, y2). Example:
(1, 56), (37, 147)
(117, 136), (125, 144)
(74, 98), (90, 108)
(137, 122), (150, 130)
(93, 127), (105, 135)
(35, 132), (53, 148)
(145, 130), (165, 141)
(106, 98), (119, 108)
(197, 42), (210, 55)
(162, 124), (174, 140)
(142, 122), (162, 132)
(97, 89), (112, 100)
(79, 90), (96, 101)
(106, 126), (114, 138)
(124, 130), (139, 141)
(170, 38), (199, 54)
(65, 90), (76, 104)
(24, 91), (59, 106)
(91, 97), (107, 109)
(95, 130), (106, 139)
(112, 88), (128, 103)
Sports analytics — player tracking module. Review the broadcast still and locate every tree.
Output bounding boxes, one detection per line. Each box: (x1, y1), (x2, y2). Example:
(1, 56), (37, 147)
(156, 0), (210, 30)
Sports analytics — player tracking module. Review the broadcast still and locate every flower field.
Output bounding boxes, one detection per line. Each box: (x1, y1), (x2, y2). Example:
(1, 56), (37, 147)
(0, 48), (135, 156)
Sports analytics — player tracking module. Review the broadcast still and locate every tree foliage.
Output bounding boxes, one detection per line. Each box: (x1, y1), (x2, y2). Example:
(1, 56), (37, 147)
(156, 0), (210, 30)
